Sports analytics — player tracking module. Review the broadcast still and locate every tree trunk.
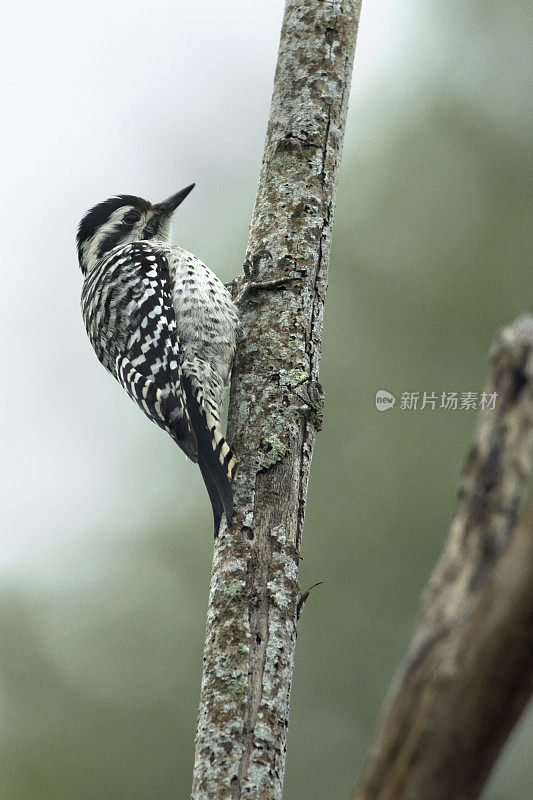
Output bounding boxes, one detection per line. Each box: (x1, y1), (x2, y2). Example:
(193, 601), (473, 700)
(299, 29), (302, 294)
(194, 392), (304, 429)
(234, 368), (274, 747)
(191, 2), (361, 798)
(354, 316), (533, 800)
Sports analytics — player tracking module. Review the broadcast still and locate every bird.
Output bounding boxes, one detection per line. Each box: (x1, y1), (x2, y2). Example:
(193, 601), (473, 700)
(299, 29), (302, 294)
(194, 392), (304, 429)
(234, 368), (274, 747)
(77, 184), (240, 536)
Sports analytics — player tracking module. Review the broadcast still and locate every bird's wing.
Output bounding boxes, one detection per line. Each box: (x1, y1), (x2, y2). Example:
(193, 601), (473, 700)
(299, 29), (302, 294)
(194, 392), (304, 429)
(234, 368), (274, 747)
(109, 243), (198, 462)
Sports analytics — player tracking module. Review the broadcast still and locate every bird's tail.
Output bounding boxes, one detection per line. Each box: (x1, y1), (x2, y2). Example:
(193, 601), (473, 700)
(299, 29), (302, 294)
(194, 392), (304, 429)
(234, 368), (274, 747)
(181, 371), (236, 536)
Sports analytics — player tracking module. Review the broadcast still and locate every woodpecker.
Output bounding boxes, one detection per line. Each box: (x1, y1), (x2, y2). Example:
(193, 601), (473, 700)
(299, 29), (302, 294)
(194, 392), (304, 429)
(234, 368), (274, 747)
(78, 184), (239, 535)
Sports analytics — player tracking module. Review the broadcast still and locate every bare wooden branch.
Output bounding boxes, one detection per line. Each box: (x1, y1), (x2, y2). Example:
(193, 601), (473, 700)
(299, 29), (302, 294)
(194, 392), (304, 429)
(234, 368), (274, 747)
(191, 2), (361, 798)
(354, 315), (533, 800)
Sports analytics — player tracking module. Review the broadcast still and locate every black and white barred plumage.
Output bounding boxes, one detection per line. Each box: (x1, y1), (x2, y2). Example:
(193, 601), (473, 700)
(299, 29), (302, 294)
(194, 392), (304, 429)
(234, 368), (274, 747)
(78, 185), (239, 535)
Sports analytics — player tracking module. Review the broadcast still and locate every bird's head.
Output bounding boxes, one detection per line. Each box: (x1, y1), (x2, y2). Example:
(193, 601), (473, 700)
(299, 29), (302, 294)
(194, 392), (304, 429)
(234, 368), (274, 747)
(77, 183), (195, 275)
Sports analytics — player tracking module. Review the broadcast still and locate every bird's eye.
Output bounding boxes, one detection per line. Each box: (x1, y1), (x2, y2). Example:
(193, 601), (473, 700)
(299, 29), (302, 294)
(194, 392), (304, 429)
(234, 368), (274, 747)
(123, 210), (142, 225)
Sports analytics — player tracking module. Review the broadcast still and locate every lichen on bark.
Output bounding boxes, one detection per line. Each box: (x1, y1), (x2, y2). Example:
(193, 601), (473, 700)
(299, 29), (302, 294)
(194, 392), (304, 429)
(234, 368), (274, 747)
(191, 3), (361, 799)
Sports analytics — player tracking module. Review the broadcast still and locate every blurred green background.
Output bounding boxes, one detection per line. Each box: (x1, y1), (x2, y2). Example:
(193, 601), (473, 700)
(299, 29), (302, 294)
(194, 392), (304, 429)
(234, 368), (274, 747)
(1, 0), (532, 798)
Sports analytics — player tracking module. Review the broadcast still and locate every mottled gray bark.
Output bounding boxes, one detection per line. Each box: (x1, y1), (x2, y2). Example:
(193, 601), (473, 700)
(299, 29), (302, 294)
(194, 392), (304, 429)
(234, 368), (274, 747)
(191, 2), (361, 799)
(354, 316), (533, 800)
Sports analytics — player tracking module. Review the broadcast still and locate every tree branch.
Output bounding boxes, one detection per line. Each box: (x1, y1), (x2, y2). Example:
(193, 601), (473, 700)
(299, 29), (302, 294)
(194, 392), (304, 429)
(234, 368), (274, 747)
(191, 2), (361, 798)
(354, 315), (533, 800)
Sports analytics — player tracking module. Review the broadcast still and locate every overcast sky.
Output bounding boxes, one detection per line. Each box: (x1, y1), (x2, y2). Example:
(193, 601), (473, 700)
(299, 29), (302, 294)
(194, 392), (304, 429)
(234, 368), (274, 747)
(0, 0), (412, 576)
(3, 0), (530, 577)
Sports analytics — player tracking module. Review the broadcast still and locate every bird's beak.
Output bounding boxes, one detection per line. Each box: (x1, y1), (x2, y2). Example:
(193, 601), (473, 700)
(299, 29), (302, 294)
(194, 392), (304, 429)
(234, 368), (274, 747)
(154, 183), (195, 217)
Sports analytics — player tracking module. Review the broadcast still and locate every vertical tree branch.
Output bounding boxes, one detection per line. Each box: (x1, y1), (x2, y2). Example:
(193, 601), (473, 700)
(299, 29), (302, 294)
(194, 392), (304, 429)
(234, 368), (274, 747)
(191, 2), (361, 798)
